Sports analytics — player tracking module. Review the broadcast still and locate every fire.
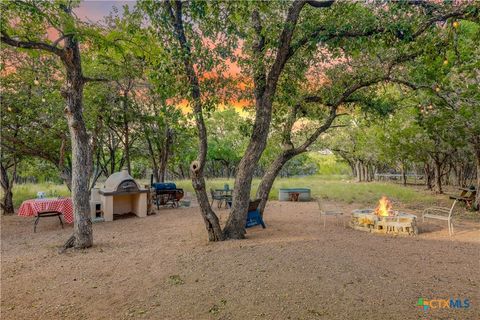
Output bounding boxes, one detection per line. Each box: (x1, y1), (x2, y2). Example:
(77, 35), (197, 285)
(375, 196), (392, 217)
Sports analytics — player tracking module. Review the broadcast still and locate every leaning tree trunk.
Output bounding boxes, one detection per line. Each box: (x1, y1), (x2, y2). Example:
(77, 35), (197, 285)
(0, 162), (15, 215)
(159, 0), (307, 240)
(257, 151), (296, 216)
(61, 40), (93, 249)
(60, 167), (72, 191)
(223, 95), (275, 239)
(222, 2), (307, 239)
(167, 0), (223, 241)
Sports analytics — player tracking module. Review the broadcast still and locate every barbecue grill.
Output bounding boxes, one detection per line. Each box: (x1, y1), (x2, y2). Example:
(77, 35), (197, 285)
(150, 176), (184, 208)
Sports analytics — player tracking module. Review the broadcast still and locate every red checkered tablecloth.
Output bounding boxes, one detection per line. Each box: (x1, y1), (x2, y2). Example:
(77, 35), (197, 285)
(18, 198), (74, 224)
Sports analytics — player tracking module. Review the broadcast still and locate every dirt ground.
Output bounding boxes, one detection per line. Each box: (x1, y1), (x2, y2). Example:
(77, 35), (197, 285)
(1, 200), (479, 320)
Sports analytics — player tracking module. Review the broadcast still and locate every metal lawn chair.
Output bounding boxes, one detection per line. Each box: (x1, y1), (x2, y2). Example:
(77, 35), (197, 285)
(422, 199), (458, 236)
(317, 199), (344, 229)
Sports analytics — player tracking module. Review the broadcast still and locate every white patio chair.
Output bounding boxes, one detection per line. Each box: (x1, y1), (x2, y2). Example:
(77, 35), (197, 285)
(422, 200), (458, 236)
(317, 199), (344, 229)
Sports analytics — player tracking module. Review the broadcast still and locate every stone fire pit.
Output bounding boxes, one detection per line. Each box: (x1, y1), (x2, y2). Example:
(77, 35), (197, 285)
(350, 209), (418, 236)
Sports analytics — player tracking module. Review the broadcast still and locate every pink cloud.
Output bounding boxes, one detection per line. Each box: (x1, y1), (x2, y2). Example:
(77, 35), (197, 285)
(75, 0), (136, 23)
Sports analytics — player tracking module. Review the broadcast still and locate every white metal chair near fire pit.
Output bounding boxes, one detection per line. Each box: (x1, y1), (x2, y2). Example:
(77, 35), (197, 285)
(422, 199), (458, 236)
(317, 199), (344, 229)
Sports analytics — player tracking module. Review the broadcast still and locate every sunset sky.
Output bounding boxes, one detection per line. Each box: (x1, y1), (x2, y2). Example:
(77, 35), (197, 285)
(75, 0), (135, 22)
(74, 0), (251, 113)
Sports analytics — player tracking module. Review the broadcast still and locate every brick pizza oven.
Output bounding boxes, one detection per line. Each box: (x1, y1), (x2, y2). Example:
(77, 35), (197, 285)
(92, 169), (148, 222)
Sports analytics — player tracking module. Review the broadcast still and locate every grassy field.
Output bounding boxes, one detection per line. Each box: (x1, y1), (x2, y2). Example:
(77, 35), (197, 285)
(11, 175), (444, 209)
(176, 176), (442, 208)
(11, 183), (71, 208)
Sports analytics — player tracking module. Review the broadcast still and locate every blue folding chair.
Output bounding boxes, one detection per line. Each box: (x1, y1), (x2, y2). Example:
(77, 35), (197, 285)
(246, 209), (266, 228)
(245, 199), (266, 229)
(226, 198), (266, 229)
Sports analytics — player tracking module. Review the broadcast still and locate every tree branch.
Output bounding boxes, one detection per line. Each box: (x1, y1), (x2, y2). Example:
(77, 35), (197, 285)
(412, 9), (471, 39)
(387, 78), (455, 108)
(296, 104), (337, 152)
(282, 103), (301, 149)
(1, 31), (64, 57)
(306, 0), (335, 8)
(290, 51), (419, 154)
(288, 5), (473, 61)
(288, 25), (383, 61)
(52, 34), (72, 47)
(83, 76), (111, 83)
(265, 0), (307, 93)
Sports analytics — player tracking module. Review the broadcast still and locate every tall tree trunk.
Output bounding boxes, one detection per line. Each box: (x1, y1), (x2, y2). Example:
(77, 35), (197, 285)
(350, 161), (357, 178)
(401, 162), (407, 186)
(122, 92), (131, 174)
(61, 38), (93, 249)
(453, 163), (461, 187)
(356, 160), (361, 182)
(433, 159), (443, 194)
(159, 127), (172, 182)
(424, 162), (433, 190)
(179, 165), (185, 179)
(145, 131), (160, 183)
(2, 11), (94, 249)
(1, 187), (14, 215)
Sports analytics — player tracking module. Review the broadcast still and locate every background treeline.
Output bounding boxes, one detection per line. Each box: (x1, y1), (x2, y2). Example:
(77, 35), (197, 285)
(1, 0), (479, 245)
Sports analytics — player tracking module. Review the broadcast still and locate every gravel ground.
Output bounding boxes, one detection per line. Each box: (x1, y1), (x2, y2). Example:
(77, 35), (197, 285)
(1, 200), (479, 320)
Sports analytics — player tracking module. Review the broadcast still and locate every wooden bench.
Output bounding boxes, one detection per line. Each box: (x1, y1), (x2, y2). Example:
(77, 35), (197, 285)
(34, 211), (64, 233)
(449, 187), (476, 210)
(422, 200), (457, 236)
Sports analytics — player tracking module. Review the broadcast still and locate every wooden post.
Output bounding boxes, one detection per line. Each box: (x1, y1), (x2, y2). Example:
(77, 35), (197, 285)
(145, 185), (153, 215)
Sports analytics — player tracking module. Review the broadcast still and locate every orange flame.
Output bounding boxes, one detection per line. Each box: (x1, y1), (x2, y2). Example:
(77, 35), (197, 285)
(375, 196), (392, 217)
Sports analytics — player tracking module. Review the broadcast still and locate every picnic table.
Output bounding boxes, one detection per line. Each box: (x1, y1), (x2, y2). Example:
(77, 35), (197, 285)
(215, 188), (233, 198)
(18, 198), (74, 232)
(449, 187), (477, 209)
(214, 188), (233, 208)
